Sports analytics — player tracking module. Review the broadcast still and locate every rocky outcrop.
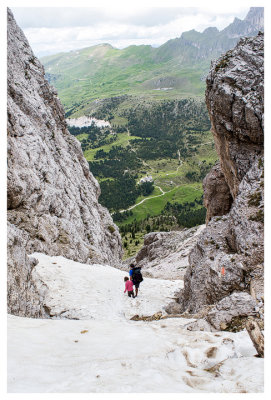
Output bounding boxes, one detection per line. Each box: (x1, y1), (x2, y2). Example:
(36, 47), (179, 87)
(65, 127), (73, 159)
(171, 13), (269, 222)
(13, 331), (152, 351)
(203, 163), (232, 223)
(7, 9), (123, 317)
(126, 225), (205, 279)
(206, 32), (264, 198)
(206, 292), (257, 330)
(179, 157), (264, 314)
(223, 7), (264, 39)
(183, 292), (260, 333)
(178, 33), (264, 319)
(7, 223), (47, 317)
(164, 302), (183, 315)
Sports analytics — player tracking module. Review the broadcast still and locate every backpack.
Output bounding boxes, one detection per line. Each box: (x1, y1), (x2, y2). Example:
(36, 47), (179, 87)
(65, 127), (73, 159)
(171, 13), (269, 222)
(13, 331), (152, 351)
(132, 267), (143, 284)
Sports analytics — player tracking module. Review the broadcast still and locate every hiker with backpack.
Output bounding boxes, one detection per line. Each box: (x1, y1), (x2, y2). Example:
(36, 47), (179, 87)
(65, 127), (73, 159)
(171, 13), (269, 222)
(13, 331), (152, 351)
(129, 263), (143, 297)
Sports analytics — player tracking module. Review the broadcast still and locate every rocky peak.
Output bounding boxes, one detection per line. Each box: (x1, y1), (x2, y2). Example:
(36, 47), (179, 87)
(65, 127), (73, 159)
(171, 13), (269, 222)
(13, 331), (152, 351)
(222, 7), (264, 38)
(244, 7), (264, 30)
(203, 27), (219, 35)
(7, 9), (123, 317)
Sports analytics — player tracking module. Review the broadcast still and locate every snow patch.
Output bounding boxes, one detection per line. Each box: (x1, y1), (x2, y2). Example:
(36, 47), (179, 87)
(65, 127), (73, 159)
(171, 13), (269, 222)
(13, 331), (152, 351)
(66, 116), (111, 128)
(8, 253), (264, 393)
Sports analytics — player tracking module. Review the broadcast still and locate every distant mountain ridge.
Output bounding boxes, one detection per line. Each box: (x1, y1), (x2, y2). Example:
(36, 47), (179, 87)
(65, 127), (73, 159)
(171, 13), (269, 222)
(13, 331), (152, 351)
(41, 7), (264, 117)
(155, 7), (264, 63)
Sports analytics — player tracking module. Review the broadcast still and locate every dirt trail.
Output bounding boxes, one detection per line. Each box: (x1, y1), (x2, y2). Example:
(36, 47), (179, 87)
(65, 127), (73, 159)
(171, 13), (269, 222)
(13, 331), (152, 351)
(119, 185), (175, 213)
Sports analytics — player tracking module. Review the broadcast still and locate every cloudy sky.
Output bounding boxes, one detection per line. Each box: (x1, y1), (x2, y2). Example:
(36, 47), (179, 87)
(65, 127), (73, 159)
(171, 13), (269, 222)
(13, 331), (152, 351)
(11, 6), (250, 58)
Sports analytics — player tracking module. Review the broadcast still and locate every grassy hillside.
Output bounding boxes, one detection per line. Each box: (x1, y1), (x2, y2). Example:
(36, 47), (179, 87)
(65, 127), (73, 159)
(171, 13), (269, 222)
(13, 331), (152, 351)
(43, 42), (207, 118)
(41, 8), (260, 119)
(68, 99), (218, 260)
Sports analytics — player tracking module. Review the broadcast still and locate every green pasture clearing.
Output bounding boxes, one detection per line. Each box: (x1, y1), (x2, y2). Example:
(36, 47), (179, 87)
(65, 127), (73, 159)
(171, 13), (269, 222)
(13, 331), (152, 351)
(75, 133), (88, 141)
(134, 186), (162, 204)
(83, 132), (142, 161)
(112, 116), (128, 127)
(117, 183), (203, 226)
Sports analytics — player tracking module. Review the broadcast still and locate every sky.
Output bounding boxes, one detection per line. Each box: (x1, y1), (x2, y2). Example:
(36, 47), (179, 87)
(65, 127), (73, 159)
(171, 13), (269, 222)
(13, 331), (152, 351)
(10, 6), (250, 58)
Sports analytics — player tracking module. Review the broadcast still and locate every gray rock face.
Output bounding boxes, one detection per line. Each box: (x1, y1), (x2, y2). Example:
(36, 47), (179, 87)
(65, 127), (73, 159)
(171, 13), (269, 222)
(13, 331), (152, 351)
(7, 223), (47, 317)
(7, 9), (123, 316)
(206, 33), (264, 198)
(203, 162), (232, 223)
(133, 225), (205, 279)
(179, 33), (264, 315)
(206, 292), (257, 330)
(223, 7), (263, 39)
(244, 7), (264, 32)
(180, 151), (264, 315)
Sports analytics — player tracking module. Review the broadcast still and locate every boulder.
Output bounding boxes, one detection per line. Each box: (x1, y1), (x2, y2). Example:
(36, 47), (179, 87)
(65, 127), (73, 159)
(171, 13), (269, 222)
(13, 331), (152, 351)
(206, 292), (257, 330)
(184, 319), (216, 332)
(164, 301), (183, 315)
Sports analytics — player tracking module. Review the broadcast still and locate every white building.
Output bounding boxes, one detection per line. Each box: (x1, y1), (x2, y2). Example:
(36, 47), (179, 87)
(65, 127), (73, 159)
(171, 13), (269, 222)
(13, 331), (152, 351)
(139, 175), (153, 184)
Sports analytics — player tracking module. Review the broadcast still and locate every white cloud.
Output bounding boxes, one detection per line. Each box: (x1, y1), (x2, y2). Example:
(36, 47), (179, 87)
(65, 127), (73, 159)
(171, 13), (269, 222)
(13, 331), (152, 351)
(12, 7), (250, 57)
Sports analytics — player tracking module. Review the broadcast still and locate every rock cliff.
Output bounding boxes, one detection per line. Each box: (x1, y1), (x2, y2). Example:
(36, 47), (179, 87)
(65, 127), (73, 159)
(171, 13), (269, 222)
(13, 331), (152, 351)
(177, 33), (264, 327)
(206, 33), (263, 199)
(223, 7), (263, 39)
(131, 225), (205, 279)
(119, 226), (207, 284)
(7, 9), (123, 317)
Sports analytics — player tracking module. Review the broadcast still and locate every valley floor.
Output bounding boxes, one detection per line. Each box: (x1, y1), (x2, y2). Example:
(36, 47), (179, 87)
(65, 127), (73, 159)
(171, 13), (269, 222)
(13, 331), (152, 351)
(7, 254), (263, 393)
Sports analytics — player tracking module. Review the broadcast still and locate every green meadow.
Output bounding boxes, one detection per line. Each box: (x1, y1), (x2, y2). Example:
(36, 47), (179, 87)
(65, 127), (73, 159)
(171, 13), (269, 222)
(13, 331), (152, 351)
(118, 183), (203, 226)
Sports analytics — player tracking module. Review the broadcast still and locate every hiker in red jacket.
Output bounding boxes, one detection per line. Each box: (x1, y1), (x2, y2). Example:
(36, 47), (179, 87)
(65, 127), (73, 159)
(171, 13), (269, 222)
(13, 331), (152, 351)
(124, 276), (135, 298)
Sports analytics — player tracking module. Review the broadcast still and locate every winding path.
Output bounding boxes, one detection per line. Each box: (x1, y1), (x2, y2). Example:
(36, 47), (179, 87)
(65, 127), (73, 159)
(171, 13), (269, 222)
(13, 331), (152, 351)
(117, 142), (207, 214)
(119, 185), (174, 213)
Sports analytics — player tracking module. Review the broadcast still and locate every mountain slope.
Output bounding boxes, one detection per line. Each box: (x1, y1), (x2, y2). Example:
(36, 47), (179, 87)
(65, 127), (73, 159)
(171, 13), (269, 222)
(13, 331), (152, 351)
(41, 7), (264, 117)
(157, 7), (263, 64)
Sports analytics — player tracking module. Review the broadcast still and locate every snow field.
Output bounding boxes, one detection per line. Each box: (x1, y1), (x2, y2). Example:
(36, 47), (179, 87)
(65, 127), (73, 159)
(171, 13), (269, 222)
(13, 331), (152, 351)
(31, 253), (182, 320)
(8, 253), (264, 392)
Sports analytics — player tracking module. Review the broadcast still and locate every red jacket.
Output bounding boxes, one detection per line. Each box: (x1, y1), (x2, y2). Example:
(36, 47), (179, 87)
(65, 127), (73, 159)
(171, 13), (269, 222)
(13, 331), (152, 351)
(124, 280), (134, 292)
